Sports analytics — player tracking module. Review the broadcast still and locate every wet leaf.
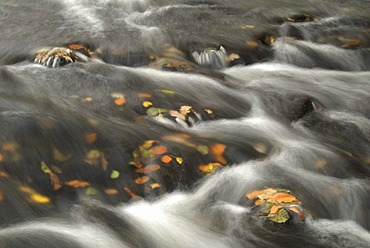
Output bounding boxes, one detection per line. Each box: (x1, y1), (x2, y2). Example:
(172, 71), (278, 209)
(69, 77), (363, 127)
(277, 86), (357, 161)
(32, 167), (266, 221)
(53, 149), (70, 162)
(84, 150), (101, 166)
(2, 142), (19, 152)
(269, 193), (299, 204)
(161, 155), (172, 164)
(151, 145), (168, 155)
(176, 157), (184, 165)
(169, 110), (186, 121)
(199, 162), (222, 174)
(85, 133), (97, 145)
(124, 187), (138, 199)
(150, 183), (161, 189)
(110, 170), (120, 179)
(267, 209), (290, 223)
(137, 93), (152, 98)
(136, 164), (161, 174)
(135, 176), (150, 185)
(146, 107), (168, 117)
(86, 187), (98, 195)
(196, 145), (209, 155)
(246, 41), (258, 47)
(160, 89), (176, 95)
(209, 143), (227, 165)
(65, 180), (90, 188)
(40, 161), (51, 174)
(270, 205), (283, 214)
(31, 193), (50, 204)
(140, 140), (156, 150)
(142, 101), (153, 108)
(50, 172), (62, 190)
(114, 97), (126, 106)
(104, 188), (119, 195)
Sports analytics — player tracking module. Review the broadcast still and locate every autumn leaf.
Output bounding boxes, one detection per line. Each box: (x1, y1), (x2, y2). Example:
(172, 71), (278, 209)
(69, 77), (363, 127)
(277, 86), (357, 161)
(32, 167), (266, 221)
(209, 143), (227, 165)
(246, 189), (266, 200)
(161, 155), (172, 164)
(101, 152), (108, 171)
(160, 89), (176, 95)
(142, 101), (153, 108)
(114, 97), (126, 106)
(150, 183), (161, 189)
(270, 205), (283, 214)
(134, 176), (150, 184)
(2, 141), (19, 152)
(86, 187), (97, 195)
(53, 149), (70, 162)
(0, 171), (9, 177)
(199, 162), (222, 174)
(65, 180), (90, 188)
(151, 145), (168, 155)
(147, 107), (168, 117)
(140, 140), (156, 150)
(85, 133), (97, 145)
(110, 170), (120, 179)
(50, 172), (62, 190)
(31, 193), (50, 204)
(0, 192), (4, 201)
(246, 41), (258, 47)
(137, 93), (152, 98)
(179, 106), (192, 116)
(0, 153), (4, 162)
(104, 188), (119, 195)
(124, 187), (138, 199)
(83, 97), (93, 102)
(176, 157), (184, 165)
(136, 164), (161, 174)
(196, 145), (209, 155)
(269, 193), (299, 204)
(40, 161), (51, 174)
(169, 110), (186, 121)
(84, 150), (101, 166)
(267, 208), (290, 223)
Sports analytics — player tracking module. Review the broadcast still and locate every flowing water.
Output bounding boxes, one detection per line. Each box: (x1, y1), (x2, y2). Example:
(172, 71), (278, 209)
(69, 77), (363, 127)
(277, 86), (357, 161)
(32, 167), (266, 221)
(0, 0), (370, 247)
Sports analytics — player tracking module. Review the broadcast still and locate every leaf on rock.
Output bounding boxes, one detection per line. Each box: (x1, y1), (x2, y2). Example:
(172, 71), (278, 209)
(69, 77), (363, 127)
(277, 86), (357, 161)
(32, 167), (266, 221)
(161, 155), (172, 164)
(209, 143), (227, 165)
(136, 164), (161, 174)
(176, 157), (184, 165)
(135, 176), (150, 185)
(179, 106), (192, 116)
(147, 107), (168, 117)
(150, 183), (161, 189)
(114, 97), (126, 106)
(65, 180), (90, 188)
(270, 205), (283, 214)
(267, 209), (290, 223)
(199, 162), (222, 174)
(246, 189), (266, 200)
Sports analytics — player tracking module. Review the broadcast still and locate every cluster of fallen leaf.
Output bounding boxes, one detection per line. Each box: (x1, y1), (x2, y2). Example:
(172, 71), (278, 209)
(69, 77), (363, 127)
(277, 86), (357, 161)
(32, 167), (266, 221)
(246, 188), (305, 224)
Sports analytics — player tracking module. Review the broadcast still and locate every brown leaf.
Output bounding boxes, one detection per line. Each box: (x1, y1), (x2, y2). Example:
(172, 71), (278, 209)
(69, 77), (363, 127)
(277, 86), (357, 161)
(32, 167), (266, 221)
(246, 41), (258, 48)
(50, 172), (62, 190)
(137, 93), (152, 98)
(246, 189), (265, 200)
(179, 106), (192, 116)
(134, 176), (150, 185)
(104, 188), (119, 195)
(85, 133), (97, 145)
(124, 187), (138, 199)
(136, 164), (161, 174)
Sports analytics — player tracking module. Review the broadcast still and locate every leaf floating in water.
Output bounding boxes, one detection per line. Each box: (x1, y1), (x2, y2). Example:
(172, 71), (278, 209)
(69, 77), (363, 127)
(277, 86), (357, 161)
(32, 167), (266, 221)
(84, 150), (101, 166)
(160, 89), (176, 95)
(142, 101), (153, 108)
(114, 97), (126, 106)
(40, 161), (52, 174)
(53, 149), (70, 162)
(31, 193), (50, 204)
(198, 162), (222, 174)
(209, 143), (227, 165)
(65, 180), (90, 188)
(110, 170), (120, 179)
(161, 155), (172, 164)
(124, 187), (138, 199)
(86, 187), (98, 196)
(140, 140), (156, 150)
(104, 188), (119, 195)
(151, 145), (168, 155)
(176, 157), (184, 165)
(136, 164), (161, 174)
(135, 176), (150, 185)
(137, 93), (152, 98)
(85, 133), (97, 145)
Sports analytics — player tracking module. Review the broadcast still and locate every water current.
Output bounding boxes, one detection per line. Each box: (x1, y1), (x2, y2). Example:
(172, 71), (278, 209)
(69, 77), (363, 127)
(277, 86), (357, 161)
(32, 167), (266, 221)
(0, 0), (369, 247)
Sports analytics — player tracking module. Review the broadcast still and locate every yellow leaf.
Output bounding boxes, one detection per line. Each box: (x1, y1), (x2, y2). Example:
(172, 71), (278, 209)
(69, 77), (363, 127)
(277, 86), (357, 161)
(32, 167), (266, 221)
(161, 155), (172, 164)
(53, 149), (70, 162)
(40, 161), (51, 174)
(31, 193), (50, 204)
(179, 106), (192, 116)
(196, 145), (209, 155)
(198, 162), (222, 173)
(140, 140), (156, 150)
(84, 150), (101, 166)
(176, 157), (184, 165)
(110, 170), (120, 179)
(160, 89), (176, 95)
(150, 183), (161, 189)
(83, 97), (93, 102)
(142, 101), (153, 108)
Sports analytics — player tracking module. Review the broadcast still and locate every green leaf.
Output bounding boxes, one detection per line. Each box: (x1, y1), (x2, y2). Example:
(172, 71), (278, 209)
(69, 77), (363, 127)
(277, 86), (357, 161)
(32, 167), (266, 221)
(146, 107), (168, 117)
(196, 145), (209, 155)
(110, 170), (120, 179)
(40, 161), (51, 174)
(86, 187), (98, 196)
(267, 208), (290, 223)
(160, 89), (176, 95)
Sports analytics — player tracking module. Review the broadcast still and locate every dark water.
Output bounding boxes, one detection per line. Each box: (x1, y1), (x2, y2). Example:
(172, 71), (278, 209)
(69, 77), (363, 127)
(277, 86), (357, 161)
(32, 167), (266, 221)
(0, 0), (370, 247)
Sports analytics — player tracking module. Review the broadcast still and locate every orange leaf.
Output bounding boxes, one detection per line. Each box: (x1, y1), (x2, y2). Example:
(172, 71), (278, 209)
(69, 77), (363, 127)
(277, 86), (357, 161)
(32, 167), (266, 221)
(0, 153), (4, 162)
(246, 189), (265, 200)
(85, 133), (97, 145)
(114, 97), (126, 106)
(134, 176), (150, 185)
(50, 172), (62, 190)
(246, 41), (258, 47)
(161, 155), (172, 164)
(2, 142), (18, 152)
(151, 145), (168, 155)
(0, 171), (9, 177)
(65, 180), (90, 188)
(271, 193), (299, 203)
(270, 205), (283, 214)
(209, 143), (227, 165)
(0, 192), (3, 201)
(198, 162), (222, 173)
(124, 187), (138, 199)
(137, 93), (152, 98)
(104, 188), (119, 195)
(136, 164), (161, 174)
